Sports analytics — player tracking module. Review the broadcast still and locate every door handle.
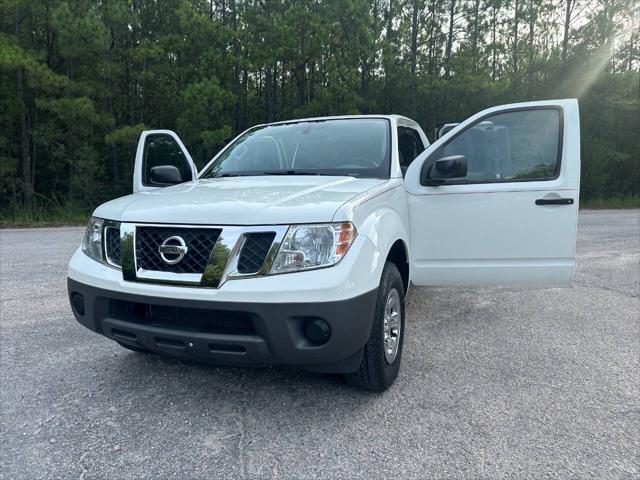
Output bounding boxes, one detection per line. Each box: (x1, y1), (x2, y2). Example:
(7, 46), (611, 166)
(535, 198), (574, 206)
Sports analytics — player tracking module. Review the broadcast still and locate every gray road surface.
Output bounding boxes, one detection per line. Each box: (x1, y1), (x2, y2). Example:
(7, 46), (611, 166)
(1, 210), (638, 479)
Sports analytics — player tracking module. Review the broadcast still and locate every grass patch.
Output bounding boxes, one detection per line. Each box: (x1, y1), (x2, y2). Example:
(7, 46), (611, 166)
(581, 196), (640, 209)
(0, 204), (90, 228)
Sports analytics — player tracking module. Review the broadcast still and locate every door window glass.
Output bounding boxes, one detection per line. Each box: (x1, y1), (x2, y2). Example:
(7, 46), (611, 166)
(439, 108), (561, 183)
(143, 134), (192, 186)
(397, 127), (425, 174)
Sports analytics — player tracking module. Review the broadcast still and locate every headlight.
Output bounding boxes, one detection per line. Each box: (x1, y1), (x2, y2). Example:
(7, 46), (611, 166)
(270, 222), (356, 274)
(82, 217), (104, 263)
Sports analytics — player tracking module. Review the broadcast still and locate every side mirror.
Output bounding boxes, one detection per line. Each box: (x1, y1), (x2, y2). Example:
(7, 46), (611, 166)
(150, 165), (184, 185)
(421, 155), (468, 186)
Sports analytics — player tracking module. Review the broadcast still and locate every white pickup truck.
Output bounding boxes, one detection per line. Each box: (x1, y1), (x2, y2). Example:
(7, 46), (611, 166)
(68, 99), (580, 391)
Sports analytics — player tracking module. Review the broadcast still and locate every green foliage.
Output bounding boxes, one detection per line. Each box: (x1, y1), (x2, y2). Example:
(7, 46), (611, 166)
(177, 77), (235, 165)
(0, 0), (638, 223)
(581, 196), (640, 209)
(106, 124), (147, 145)
(0, 199), (89, 227)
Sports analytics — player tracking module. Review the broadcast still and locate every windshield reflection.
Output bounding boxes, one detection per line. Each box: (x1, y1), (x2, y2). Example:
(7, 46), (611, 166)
(201, 118), (391, 179)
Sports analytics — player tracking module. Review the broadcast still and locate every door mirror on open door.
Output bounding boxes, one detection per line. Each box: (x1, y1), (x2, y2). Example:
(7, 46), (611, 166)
(142, 134), (192, 186)
(421, 155), (468, 185)
(133, 130), (198, 193)
(150, 165), (183, 185)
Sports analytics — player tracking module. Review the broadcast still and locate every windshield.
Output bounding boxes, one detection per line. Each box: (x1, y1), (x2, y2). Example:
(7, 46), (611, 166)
(201, 118), (391, 178)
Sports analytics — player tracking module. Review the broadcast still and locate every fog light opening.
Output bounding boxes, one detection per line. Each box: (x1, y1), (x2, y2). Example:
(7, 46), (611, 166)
(305, 318), (331, 345)
(71, 293), (85, 316)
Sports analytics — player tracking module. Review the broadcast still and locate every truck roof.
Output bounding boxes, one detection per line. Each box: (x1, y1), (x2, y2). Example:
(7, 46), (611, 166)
(257, 114), (421, 129)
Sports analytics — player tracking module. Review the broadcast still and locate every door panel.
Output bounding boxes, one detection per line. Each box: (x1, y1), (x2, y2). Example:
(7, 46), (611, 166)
(404, 99), (580, 287)
(133, 130), (197, 193)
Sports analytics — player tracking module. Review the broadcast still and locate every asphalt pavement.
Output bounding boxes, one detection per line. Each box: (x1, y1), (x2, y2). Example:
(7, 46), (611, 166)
(1, 209), (638, 479)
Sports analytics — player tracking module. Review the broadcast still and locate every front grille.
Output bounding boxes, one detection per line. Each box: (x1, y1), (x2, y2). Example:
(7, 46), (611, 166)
(136, 227), (220, 274)
(237, 232), (276, 274)
(109, 299), (256, 335)
(105, 226), (121, 266)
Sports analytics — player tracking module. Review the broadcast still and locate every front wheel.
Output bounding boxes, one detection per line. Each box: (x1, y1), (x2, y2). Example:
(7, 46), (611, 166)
(345, 262), (405, 392)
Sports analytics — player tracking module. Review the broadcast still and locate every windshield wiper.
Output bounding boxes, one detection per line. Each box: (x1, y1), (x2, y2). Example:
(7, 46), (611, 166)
(262, 170), (324, 176)
(209, 172), (250, 178)
(210, 170), (344, 178)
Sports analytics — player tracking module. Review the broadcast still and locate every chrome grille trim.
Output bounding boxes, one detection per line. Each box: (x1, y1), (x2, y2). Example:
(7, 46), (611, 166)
(119, 223), (289, 288)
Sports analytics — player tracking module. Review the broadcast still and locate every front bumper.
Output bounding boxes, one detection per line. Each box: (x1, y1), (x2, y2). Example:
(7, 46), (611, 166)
(67, 278), (377, 373)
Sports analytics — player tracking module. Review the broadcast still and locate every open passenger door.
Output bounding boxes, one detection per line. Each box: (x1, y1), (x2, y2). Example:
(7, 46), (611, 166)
(133, 130), (198, 193)
(405, 99), (580, 287)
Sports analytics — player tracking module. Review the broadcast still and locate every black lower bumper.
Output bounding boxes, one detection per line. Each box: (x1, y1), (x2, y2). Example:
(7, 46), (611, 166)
(67, 278), (377, 373)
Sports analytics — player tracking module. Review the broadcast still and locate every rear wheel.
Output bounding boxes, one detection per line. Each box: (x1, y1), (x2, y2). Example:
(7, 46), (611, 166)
(345, 262), (405, 392)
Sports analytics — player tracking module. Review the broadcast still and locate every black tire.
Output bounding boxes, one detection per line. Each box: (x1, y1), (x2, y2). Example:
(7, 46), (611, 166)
(117, 342), (153, 354)
(345, 261), (405, 392)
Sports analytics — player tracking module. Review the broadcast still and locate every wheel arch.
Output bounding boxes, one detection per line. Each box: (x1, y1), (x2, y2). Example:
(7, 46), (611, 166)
(385, 239), (410, 295)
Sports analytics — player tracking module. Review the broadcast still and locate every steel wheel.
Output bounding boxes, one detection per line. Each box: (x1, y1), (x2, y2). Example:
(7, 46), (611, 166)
(383, 288), (401, 364)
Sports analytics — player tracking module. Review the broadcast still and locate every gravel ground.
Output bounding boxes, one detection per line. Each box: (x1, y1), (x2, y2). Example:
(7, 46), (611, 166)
(1, 209), (638, 479)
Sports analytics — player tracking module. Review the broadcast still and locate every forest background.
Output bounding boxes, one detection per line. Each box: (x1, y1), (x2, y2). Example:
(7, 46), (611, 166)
(1, 0), (638, 224)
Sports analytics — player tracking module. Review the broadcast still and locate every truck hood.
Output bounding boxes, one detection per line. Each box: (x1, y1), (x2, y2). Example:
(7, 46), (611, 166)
(94, 176), (387, 225)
